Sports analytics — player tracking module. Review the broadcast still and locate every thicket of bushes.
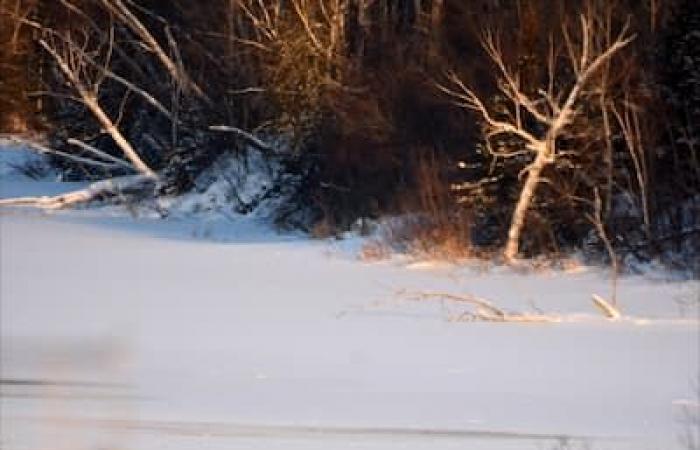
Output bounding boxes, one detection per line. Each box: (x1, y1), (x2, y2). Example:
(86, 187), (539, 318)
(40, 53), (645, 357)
(0, 0), (698, 271)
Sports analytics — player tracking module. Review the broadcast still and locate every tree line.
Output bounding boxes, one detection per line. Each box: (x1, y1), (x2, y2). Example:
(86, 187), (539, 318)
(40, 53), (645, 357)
(0, 0), (698, 270)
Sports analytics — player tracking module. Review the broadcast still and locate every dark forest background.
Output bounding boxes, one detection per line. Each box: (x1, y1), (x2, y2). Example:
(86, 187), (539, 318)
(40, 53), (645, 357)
(1, 0), (698, 271)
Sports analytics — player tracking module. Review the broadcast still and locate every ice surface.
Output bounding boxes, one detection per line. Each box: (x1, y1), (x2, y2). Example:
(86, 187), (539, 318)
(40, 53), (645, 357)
(1, 153), (698, 450)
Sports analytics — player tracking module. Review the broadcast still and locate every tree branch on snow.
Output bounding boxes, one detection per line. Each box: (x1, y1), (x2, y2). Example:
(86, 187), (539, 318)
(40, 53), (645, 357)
(591, 294), (621, 320)
(409, 292), (562, 323)
(409, 291), (623, 322)
(0, 174), (156, 209)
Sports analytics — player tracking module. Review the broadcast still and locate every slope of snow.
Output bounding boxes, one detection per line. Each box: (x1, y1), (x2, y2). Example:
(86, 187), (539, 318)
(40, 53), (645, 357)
(0, 141), (53, 180)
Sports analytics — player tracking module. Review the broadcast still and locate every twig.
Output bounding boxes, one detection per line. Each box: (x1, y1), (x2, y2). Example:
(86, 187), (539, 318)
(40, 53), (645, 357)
(67, 138), (135, 170)
(2, 136), (122, 170)
(410, 291), (561, 323)
(209, 125), (274, 153)
(414, 292), (506, 318)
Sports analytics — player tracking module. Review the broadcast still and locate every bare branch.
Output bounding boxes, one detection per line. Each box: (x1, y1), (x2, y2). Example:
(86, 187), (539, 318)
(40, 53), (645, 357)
(99, 0), (206, 99)
(553, 29), (634, 134)
(39, 39), (157, 178)
(290, 0), (326, 56)
(209, 125), (274, 153)
(481, 31), (549, 124)
(57, 35), (174, 121)
(66, 138), (135, 170)
(1, 136), (124, 170)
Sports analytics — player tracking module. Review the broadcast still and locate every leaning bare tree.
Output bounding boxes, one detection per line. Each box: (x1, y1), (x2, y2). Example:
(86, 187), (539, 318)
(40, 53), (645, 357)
(0, 0), (277, 210)
(440, 12), (634, 262)
(38, 33), (157, 178)
(0, 0), (187, 208)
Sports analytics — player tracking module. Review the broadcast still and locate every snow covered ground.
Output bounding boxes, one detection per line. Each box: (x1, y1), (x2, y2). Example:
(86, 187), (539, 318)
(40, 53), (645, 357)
(1, 147), (699, 450)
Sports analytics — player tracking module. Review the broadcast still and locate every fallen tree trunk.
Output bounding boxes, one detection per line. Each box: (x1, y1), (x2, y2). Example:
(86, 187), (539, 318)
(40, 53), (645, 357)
(0, 174), (157, 210)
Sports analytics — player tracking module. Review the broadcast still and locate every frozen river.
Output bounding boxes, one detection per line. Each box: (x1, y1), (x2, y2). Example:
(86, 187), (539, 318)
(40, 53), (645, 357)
(1, 211), (698, 450)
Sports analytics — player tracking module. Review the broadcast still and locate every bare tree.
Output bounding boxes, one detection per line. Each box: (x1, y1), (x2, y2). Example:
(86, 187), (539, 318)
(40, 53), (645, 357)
(38, 31), (157, 178)
(0, 1), (174, 208)
(440, 13), (634, 262)
(1, 0), (280, 210)
(0, 26), (161, 209)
